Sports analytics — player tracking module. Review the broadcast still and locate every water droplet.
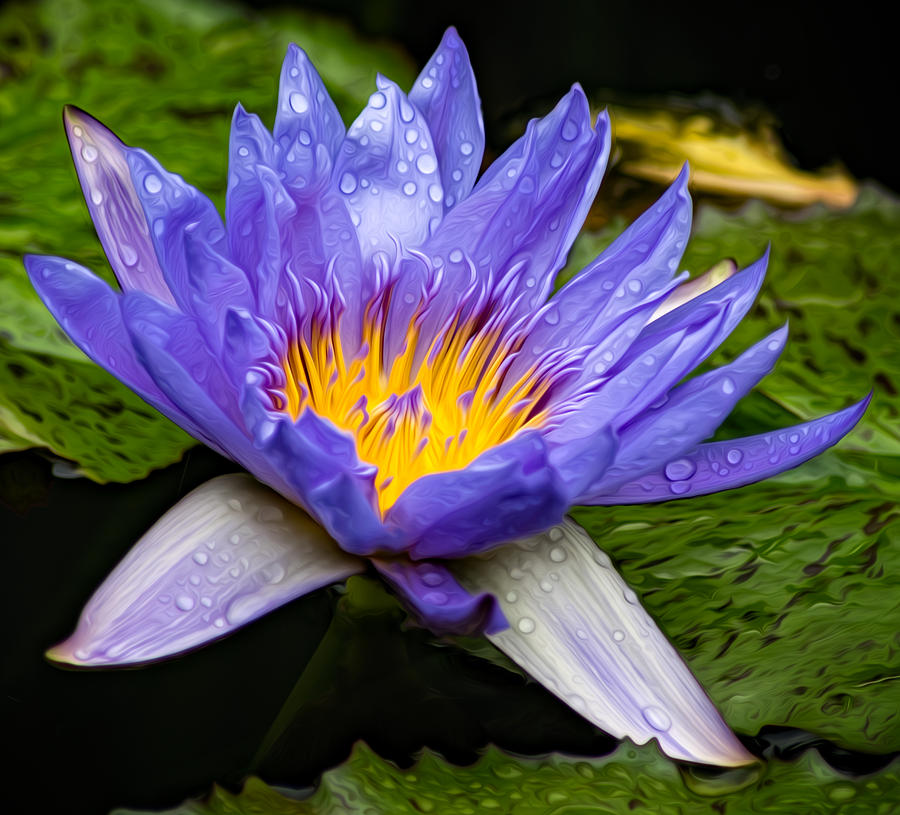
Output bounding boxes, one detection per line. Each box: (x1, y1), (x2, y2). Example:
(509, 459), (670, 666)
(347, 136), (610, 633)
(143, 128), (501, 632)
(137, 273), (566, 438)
(613, 629), (625, 642)
(229, 566), (241, 578)
(237, 146), (250, 158)
(623, 588), (639, 605)
(428, 184), (443, 203)
(568, 693), (587, 712)
(539, 579), (553, 593)
(505, 591), (518, 603)
(175, 595), (195, 611)
(423, 591), (448, 606)
(416, 153), (437, 174)
(257, 506), (283, 522)
(288, 91), (310, 114)
(575, 628), (588, 640)
(227, 498), (242, 512)
(669, 481), (691, 495)
(214, 618), (225, 628)
(189, 575), (201, 586)
(548, 527), (563, 542)
(298, 129), (312, 146)
(289, 66), (299, 78)
(339, 172), (358, 194)
(143, 173), (162, 194)
(664, 458), (697, 481)
(726, 448), (743, 465)
(264, 563), (286, 584)
(403, 181), (417, 196)
(192, 552), (208, 565)
(509, 567), (525, 580)
(517, 617), (536, 634)
(200, 597), (212, 608)
(550, 151), (564, 168)
(449, 249), (464, 263)
(369, 119), (383, 132)
(89, 188), (103, 205)
(399, 99), (415, 122)
(421, 77), (434, 89)
(459, 141), (473, 156)
(451, 169), (463, 182)
(422, 571), (443, 587)
(368, 91), (386, 110)
(229, 534), (240, 545)
(72, 126), (83, 137)
(549, 547), (567, 563)
(119, 244), (138, 267)
(642, 705), (672, 731)
(627, 279), (643, 294)
(561, 118), (579, 141)
(80, 144), (98, 162)
(722, 376), (736, 395)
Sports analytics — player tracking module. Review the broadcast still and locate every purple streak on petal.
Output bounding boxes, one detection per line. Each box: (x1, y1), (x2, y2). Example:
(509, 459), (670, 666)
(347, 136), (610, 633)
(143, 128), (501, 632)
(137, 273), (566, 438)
(371, 557), (508, 636)
(453, 519), (757, 766)
(586, 395), (870, 505)
(584, 325), (789, 499)
(385, 430), (567, 560)
(62, 106), (173, 304)
(408, 26), (485, 209)
(274, 43), (344, 163)
(47, 474), (364, 667)
(333, 77), (444, 259)
(23, 254), (229, 456)
(125, 148), (227, 312)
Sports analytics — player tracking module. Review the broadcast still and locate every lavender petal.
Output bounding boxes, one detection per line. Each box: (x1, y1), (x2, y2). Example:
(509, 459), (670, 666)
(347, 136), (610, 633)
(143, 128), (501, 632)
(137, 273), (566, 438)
(46, 474), (364, 666)
(453, 518), (757, 766)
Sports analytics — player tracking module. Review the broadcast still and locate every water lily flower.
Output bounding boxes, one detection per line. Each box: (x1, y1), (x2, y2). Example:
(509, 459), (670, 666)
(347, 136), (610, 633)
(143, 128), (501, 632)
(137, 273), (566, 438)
(26, 28), (866, 768)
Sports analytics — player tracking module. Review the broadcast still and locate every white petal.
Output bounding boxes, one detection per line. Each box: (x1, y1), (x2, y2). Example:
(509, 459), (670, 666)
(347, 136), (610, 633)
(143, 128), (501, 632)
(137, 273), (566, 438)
(453, 518), (756, 766)
(47, 474), (364, 666)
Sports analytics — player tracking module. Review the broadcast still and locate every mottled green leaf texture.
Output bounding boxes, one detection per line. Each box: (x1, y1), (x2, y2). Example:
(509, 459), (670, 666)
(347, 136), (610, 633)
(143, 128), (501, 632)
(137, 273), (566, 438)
(0, 0), (414, 480)
(117, 742), (900, 815)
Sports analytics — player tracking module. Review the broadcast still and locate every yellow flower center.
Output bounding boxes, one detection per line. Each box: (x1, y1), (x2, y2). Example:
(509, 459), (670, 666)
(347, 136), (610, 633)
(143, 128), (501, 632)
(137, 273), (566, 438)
(279, 296), (553, 513)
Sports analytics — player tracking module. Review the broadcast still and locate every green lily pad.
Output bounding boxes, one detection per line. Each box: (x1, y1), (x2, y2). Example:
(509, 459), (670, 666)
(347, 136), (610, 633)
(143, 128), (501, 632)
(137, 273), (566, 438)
(0, 0), (414, 480)
(115, 741), (900, 815)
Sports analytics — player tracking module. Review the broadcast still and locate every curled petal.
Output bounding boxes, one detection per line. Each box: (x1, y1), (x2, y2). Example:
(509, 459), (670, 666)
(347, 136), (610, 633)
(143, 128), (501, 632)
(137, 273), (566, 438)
(586, 396), (871, 505)
(453, 519), (757, 767)
(385, 430), (567, 560)
(651, 258), (738, 322)
(409, 26), (484, 208)
(372, 557), (507, 635)
(47, 475), (364, 666)
(62, 106), (173, 304)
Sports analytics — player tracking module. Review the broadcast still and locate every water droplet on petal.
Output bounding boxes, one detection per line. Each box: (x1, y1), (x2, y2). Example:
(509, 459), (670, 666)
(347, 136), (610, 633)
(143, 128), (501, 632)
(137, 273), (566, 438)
(143, 173), (162, 194)
(369, 91), (386, 110)
(339, 172), (358, 194)
(227, 498), (242, 512)
(80, 144), (98, 162)
(623, 588), (639, 605)
(423, 591), (448, 606)
(421, 77), (434, 89)
(120, 244), (138, 267)
(505, 591), (518, 603)
(416, 153), (437, 174)
(539, 579), (553, 593)
(289, 92), (309, 114)
(517, 617), (536, 634)
(428, 184), (443, 203)
(722, 377), (736, 395)
(726, 448), (743, 465)
(422, 571), (443, 587)
(459, 141), (473, 156)
(642, 705), (672, 732)
(612, 629), (625, 642)
(664, 458), (697, 481)
(403, 181), (417, 196)
(175, 595), (195, 611)
(449, 248), (463, 263)
(549, 546), (567, 563)
(192, 552), (208, 565)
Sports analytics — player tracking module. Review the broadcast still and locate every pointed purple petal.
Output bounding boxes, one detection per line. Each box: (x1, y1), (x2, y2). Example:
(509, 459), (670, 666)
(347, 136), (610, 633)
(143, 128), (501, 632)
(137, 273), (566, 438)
(586, 396), (870, 505)
(62, 106), (173, 304)
(385, 430), (567, 559)
(47, 474), (364, 667)
(372, 557), (507, 636)
(333, 78), (444, 258)
(408, 27), (485, 208)
(453, 519), (756, 766)
(274, 43), (344, 162)
(125, 148), (227, 310)
(584, 326), (789, 499)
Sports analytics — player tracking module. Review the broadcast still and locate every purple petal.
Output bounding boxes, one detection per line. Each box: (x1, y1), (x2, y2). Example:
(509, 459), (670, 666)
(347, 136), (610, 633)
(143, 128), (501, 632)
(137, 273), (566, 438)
(453, 519), (756, 766)
(62, 106), (173, 304)
(273, 43), (344, 162)
(408, 27), (485, 209)
(333, 78), (444, 258)
(371, 557), (507, 636)
(545, 420), (618, 503)
(124, 147), (227, 310)
(650, 258), (738, 322)
(522, 166), (691, 394)
(23, 254), (227, 457)
(385, 430), (567, 559)
(47, 474), (364, 666)
(587, 396), (870, 505)
(584, 325), (789, 499)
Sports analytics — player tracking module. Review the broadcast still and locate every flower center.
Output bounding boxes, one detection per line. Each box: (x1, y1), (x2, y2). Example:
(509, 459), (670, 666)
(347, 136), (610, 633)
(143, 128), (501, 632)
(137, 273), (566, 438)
(279, 290), (553, 513)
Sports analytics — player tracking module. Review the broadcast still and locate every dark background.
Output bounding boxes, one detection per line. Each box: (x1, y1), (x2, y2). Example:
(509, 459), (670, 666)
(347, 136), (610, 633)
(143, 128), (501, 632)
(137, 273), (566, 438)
(1, 0), (895, 813)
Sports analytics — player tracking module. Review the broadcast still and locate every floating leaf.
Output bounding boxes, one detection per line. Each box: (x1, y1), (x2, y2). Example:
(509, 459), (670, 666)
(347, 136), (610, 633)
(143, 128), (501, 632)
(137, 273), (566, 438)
(115, 741), (900, 815)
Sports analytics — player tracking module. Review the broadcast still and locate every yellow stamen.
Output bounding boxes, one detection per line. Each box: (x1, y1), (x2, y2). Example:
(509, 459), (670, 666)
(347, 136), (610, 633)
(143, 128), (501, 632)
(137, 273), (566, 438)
(281, 301), (551, 513)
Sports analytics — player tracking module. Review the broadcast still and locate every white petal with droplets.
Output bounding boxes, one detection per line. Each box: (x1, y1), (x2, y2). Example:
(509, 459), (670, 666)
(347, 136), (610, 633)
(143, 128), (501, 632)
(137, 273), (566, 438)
(47, 474), (364, 666)
(453, 518), (756, 767)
